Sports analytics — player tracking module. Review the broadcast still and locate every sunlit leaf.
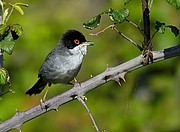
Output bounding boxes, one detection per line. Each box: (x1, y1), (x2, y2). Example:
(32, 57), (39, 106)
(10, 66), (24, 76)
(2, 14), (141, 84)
(15, 3), (29, 7)
(83, 14), (101, 30)
(166, 0), (180, 9)
(0, 0), (3, 9)
(0, 67), (10, 85)
(14, 5), (24, 15)
(0, 25), (6, 41)
(2, 8), (9, 24)
(0, 40), (15, 55)
(155, 21), (166, 34)
(166, 25), (179, 37)
(108, 8), (129, 23)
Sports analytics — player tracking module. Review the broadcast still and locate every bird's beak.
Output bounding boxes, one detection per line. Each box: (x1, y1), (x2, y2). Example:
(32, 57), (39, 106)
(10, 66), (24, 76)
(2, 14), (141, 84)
(80, 41), (94, 47)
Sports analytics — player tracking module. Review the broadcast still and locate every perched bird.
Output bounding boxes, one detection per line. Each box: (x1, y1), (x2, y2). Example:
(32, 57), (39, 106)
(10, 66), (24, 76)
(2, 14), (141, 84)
(26, 30), (93, 102)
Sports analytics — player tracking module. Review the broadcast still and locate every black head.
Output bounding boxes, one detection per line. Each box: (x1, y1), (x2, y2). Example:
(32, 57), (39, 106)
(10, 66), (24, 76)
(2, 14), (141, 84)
(60, 30), (87, 49)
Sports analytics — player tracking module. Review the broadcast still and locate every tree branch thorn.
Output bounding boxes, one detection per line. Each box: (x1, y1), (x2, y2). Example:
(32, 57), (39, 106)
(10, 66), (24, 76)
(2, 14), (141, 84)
(106, 64), (113, 71)
(15, 125), (22, 132)
(114, 72), (127, 86)
(115, 78), (122, 86)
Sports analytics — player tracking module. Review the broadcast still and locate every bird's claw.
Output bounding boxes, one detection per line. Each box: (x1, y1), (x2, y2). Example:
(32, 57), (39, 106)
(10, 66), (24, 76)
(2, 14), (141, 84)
(73, 78), (81, 87)
(40, 99), (51, 110)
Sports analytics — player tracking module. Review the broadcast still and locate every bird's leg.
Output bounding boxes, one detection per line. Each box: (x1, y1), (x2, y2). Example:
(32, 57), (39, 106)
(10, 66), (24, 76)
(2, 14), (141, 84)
(43, 86), (50, 102)
(40, 86), (51, 109)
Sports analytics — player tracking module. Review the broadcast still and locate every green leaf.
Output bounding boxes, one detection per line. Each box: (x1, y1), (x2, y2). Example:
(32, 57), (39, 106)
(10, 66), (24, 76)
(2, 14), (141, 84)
(166, 0), (180, 9)
(0, 25), (6, 41)
(108, 8), (129, 23)
(14, 5), (24, 15)
(0, 67), (10, 85)
(3, 26), (13, 41)
(0, 40), (15, 55)
(2, 24), (23, 41)
(2, 8), (9, 24)
(15, 3), (29, 7)
(83, 14), (101, 30)
(11, 24), (23, 40)
(124, 0), (131, 5)
(0, 0), (3, 9)
(166, 25), (179, 37)
(155, 21), (166, 34)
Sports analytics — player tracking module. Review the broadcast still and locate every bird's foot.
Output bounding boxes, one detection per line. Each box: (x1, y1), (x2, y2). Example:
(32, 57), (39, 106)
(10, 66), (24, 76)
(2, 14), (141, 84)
(40, 99), (51, 110)
(73, 95), (87, 101)
(73, 78), (81, 87)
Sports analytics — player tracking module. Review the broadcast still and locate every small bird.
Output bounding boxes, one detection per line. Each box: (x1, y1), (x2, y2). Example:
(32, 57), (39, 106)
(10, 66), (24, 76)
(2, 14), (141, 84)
(26, 30), (93, 102)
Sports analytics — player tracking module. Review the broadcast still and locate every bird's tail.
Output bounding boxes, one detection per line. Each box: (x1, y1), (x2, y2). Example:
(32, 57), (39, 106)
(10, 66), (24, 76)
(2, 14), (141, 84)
(26, 77), (47, 96)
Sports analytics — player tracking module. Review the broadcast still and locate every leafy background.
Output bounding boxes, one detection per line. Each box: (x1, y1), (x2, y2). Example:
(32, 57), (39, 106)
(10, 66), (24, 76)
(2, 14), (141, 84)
(0, 0), (180, 131)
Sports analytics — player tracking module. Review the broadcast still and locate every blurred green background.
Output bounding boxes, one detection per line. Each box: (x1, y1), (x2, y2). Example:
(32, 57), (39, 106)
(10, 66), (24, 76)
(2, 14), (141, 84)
(0, 0), (180, 132)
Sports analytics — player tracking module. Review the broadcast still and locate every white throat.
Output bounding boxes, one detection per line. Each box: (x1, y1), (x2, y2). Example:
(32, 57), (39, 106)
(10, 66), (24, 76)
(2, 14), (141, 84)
(69, 45), (87, 56)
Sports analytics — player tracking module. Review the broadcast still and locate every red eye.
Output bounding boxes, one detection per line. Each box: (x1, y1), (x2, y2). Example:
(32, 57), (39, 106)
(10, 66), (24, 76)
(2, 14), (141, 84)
(74, 39), (80, 44)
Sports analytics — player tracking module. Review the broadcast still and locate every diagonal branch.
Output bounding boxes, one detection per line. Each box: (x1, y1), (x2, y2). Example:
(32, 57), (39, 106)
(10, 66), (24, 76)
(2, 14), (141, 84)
(0, 44), (180, 132)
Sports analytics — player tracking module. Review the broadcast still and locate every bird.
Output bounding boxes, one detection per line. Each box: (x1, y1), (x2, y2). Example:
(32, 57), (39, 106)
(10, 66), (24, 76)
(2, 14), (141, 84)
(26, 30), (93, 103)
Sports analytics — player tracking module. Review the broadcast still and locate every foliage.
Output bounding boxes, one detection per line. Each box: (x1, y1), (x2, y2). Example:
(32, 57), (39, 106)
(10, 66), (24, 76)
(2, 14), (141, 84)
(155, 20), (179, 37)
(83, 8), (129, 30)
(166, 0), (180, 9)
(0, 1), (27, 94)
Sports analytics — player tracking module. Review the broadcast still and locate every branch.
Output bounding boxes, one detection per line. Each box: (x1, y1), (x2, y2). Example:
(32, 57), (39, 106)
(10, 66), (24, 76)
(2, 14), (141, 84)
(141, 0), (151, 49)
(0, 44), (180, 131)
(90, 24), (143, 51)
(77, 96), (99, 132)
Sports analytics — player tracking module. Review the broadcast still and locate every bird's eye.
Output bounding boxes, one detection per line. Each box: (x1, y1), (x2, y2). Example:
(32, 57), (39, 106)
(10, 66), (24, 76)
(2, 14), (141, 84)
(74, 39), (80, 44)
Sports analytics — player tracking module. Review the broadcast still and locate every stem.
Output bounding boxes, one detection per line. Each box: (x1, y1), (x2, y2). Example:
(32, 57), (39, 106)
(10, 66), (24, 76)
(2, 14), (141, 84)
(125, 19), (144, 36)
(141, 0), (150, 49)
(77, 96), (99, 132)
(90, 24), (143, 51)
(112, 26), (143, 51)
(90, 23), (116, 36)
(4, 6), (14, 24)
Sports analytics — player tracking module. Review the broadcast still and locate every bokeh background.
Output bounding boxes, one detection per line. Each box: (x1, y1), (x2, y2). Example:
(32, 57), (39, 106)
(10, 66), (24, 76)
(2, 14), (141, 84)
(0, 0), (180, 132)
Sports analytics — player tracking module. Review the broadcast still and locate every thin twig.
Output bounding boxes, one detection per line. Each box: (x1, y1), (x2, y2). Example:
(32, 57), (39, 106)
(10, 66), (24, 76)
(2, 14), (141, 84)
(77, 96), (100, 132)
(90, 23), (116, 36)
(112, 26), (143, 51)
(90, 24), (143, 51)
(4, 5), (14, 24)
(125, 19), (144, 36)
(151, 30), (158, 41)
